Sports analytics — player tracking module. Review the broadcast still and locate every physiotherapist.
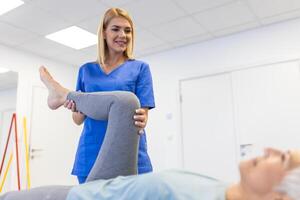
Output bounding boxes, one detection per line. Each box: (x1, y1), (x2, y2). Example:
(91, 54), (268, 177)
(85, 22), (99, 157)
(64, 7), (155, 183)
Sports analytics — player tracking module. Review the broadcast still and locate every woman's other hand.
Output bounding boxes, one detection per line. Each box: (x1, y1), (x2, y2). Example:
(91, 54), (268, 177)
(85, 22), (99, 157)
(134, 108), (149, 135)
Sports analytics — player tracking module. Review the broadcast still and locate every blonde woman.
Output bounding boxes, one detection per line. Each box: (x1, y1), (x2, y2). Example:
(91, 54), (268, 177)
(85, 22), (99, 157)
(64, 8), (155, 183)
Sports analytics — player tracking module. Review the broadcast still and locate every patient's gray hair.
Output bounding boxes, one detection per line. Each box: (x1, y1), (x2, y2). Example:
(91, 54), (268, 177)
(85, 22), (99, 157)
(276, 166), (300, 200)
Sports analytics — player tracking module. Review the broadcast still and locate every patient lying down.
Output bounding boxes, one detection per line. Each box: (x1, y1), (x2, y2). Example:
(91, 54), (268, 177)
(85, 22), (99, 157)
(1, 66), (299, 200)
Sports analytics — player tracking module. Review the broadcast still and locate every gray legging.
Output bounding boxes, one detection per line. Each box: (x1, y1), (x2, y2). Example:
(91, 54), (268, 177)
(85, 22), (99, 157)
(0, 91), (140, 200)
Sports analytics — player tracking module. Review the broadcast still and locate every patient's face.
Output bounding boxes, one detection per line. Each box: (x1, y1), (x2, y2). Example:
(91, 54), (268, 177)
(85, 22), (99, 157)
(239, 148), (300, 194)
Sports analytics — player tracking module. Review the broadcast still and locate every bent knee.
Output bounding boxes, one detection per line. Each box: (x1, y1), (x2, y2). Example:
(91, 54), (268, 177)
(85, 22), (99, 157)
(115, 91), (140, 110)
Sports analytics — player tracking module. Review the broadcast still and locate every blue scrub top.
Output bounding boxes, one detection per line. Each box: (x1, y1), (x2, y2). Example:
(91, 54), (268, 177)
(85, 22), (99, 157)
(72, 59), (155, 177)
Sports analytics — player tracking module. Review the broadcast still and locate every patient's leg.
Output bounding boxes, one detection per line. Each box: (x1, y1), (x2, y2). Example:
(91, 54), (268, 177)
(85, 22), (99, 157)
(0, 68), (140, 200)
(68, 91), (140, 181)
(0, 186), (70, 200)
(40, 66), (140, 180)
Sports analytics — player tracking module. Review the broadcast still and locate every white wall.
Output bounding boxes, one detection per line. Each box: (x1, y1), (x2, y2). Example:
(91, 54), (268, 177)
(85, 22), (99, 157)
(0, 88), (17, 193)
(0, 88), (17, 151)
(0, 44), (80, 190)
(0, 45), (78, 118)
(141, 17), (300, 171)
(0, 89), (17, 111)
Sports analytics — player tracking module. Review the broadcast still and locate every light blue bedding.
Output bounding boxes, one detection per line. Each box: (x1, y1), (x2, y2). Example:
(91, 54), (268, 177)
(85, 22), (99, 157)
(66, 170), (228, 200)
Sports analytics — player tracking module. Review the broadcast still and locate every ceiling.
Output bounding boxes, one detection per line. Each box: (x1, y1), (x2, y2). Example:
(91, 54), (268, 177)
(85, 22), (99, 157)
(1, 0), (300, 67)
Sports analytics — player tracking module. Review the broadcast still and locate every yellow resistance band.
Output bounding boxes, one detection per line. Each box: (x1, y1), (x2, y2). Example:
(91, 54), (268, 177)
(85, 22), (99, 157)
(0, 152), (13, 192)
(23, 117), (31, 189)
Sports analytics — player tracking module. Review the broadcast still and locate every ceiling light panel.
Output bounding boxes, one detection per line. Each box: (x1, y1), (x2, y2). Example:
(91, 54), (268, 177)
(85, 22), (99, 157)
(45, 26), (97, 50)
(0, 0), (24, 16)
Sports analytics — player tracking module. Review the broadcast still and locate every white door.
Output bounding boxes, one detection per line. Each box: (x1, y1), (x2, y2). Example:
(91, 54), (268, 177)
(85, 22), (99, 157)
(29, 86), (79, 186)
(231, 61), (300, 150)
(180, 73), (239, 183)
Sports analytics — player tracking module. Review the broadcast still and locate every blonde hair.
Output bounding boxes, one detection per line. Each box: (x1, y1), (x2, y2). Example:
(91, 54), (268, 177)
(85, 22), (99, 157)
(276, 167), (300, 199)
(97, 8), (135, 65)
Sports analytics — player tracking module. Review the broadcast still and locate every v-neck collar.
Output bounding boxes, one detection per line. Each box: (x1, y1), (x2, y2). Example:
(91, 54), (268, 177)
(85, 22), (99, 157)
(98, 60), (129, 76)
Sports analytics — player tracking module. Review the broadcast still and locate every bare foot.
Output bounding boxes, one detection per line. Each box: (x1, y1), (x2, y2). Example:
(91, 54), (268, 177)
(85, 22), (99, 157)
(39, 66), (70, 110)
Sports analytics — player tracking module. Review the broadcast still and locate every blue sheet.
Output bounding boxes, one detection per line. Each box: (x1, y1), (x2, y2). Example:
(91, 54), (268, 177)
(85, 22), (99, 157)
(66, 170), (228, 200)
